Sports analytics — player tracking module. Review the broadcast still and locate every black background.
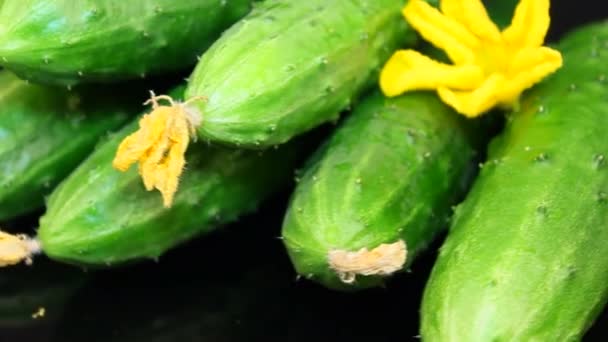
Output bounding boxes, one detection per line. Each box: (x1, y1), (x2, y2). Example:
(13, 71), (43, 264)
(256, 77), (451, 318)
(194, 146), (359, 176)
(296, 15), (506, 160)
(1, 1), (608, 341)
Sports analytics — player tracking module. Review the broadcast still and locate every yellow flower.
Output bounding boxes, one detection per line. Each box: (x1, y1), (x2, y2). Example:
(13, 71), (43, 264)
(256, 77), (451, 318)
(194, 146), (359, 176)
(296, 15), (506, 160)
(112, 92), (205, 208)
(380, 0), (563, 117)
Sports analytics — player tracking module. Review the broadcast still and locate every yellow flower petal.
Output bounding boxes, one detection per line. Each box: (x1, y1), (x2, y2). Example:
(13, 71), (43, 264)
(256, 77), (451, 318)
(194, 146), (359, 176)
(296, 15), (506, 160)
(440, 0), (501, 43)
(403, 0), (479, 64)
(380, 49), (484, 97)
(500, 47), (563, 101)
(438, 73), (506, 117)
(502, 0), (551, 48)
(113, 113), (166, 172)
(113, 93), (204, 208)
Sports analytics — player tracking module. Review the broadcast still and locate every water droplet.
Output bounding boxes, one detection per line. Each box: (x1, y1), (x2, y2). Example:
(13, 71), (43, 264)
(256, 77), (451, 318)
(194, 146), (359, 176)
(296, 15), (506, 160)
(534, 153), (549, 162)
(325, 85), (335, 94)
(284, 64), (295, 72)
(268, 124), (277, 132)
(478, 162), (484, 169)
(294, 176), (300, 183)
(220, 0), (227, 6)
(43, 56), (51, 64)
(568, 83), (577, 91)
(536, 105), (546, 114)
(77, 71), (83, 76)
(312, 175), (318, 182)
(154, 5), (162, 13)
(297, 207), (303, 213)
(423, 152), (431, 158)
(355, 178), (362, 184)
(319, 57), (328, 66)
(1, 56), (7, 62)
(524, 146), (531, 152)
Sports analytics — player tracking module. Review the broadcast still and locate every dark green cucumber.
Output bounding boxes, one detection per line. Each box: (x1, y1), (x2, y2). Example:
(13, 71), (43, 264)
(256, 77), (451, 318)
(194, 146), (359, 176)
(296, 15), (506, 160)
(420, 21), (608, 341)
(0, 70), (138, 221)
(184, 0), (416, 148)
(281, 90), (494, 291)
(0, 0), (252, 86)
(34, 86), (315, 267)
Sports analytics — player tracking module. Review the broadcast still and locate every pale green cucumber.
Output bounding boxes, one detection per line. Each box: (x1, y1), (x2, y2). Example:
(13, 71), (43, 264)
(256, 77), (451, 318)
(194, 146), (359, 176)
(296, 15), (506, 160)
(183, 0), (417, 148)
(421, 20), (608, 341)
(32, 86), (317, 267)
(0, 0), (253, 86)
(281, 90), (495, 291)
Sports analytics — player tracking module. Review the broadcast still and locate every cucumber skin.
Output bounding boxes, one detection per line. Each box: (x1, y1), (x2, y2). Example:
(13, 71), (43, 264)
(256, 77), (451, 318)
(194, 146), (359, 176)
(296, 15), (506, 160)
(0, 0), (252, 86)
(421, 22), (608, 341)
(185, 0), (416, 148)
(281, 91), (489, 291)
(0, 71), (137, 220)
(37, 86), (314, 267)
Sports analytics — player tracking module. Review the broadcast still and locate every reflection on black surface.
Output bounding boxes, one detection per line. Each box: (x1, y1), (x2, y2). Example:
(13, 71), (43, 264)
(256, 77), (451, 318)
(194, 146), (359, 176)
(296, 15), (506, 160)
(44, 192), (435, 342)
(0, 259), (87, 341)
(3, 191), (601, 341)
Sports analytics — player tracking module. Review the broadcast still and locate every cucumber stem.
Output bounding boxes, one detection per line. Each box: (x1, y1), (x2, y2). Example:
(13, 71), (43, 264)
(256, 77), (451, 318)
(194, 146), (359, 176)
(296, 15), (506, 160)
(327, 240), (407, 283)
(0, 231), (41, 267)
(112, 91), (205, 208)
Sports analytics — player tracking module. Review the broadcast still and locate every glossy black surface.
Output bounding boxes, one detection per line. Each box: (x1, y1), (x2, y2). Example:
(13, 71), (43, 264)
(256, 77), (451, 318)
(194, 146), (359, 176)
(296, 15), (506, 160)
(1, 1), (608, 341)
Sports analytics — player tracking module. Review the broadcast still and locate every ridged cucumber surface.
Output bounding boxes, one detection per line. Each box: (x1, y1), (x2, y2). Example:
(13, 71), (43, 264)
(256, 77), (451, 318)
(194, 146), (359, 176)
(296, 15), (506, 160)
(36, 86), (315, 267)
(420, 20), (608, 341)
(184, 0), (416, 148)
(0, 0), (253, 86)
(0, 71), (137, 220)
(281, 90), (493, 291)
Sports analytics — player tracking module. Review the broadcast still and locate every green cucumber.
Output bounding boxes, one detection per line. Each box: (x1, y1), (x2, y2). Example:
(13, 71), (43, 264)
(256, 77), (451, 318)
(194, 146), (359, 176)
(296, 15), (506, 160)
(0, 70), (138, 221)
(183, 0), (416, 148)
(420, 21), (608, 341)
(16, 85), (316, 267)
(0, 0), (253, 86)
(281, 90), (495, 291)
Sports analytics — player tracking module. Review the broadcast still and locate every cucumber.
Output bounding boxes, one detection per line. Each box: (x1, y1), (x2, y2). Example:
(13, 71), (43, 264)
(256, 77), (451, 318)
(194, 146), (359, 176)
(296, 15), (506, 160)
(0, 85), (316, 267)
(420, 21), (608, 341)
(0, 70), (138, 221)
(281, 90), (495, 291)
(183, 0), (415, 148)
(0, 0), (253, 86)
